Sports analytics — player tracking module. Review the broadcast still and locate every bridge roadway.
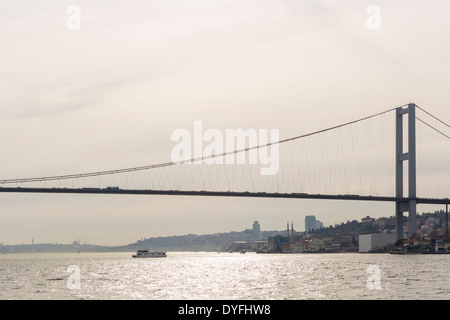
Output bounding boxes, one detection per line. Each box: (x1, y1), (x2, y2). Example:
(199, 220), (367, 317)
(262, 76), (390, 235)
(0, 187), (449, 205)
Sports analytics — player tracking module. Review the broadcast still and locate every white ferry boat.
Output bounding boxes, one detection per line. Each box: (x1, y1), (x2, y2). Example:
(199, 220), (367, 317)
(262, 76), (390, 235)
(132, 250), (167, 258)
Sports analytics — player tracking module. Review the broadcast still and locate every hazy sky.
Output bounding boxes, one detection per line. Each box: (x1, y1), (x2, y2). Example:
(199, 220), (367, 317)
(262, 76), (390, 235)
(1, 0), (449, 245)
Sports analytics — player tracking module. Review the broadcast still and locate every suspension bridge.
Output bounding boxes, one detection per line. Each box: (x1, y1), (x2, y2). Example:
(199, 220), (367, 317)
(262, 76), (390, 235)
(1, 103), (449, 240)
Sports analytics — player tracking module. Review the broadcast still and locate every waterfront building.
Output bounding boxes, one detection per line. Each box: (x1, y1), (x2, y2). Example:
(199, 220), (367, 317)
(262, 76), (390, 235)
(359, 233), (396, 252)
(267, 222), (305, 253)
(268, 234), (289, 252)
(291, 241), (305, 253)
(304, 238), (325, 252)
(250, 240), (268, 251)
(228, 241), (250, 252)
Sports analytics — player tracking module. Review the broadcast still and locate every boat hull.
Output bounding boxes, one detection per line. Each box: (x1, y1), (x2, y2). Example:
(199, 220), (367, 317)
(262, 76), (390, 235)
(132, 250), (167, 258)
(132, 255), (166, 258)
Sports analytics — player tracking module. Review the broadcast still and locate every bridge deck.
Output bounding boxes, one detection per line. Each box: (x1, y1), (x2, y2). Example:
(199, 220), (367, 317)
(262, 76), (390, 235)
(0, 187), (448, 205)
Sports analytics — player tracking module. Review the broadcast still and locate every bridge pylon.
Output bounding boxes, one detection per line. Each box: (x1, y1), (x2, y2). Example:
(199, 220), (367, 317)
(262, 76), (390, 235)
(395, 103), (417, 241)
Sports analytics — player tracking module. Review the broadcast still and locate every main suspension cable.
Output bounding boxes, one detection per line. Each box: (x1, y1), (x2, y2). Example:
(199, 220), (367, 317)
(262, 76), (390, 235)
(0, 104), (407, 184)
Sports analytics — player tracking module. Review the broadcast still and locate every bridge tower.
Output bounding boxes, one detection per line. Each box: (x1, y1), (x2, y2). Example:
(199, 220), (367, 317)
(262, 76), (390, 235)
(395, 103), (417, 240)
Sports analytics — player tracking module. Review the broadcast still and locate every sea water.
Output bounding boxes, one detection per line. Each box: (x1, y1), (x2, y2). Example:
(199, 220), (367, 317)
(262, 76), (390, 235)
(0, 251), (448, 300)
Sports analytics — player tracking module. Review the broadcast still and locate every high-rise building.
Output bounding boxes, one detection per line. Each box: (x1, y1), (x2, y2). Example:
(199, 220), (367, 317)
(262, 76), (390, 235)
(253, 221), (260, 233)
(316, 220), (323, 229)
(305, 215), (323, 233)
(245, 221), (261, 234)
(305, 216), (316, 233)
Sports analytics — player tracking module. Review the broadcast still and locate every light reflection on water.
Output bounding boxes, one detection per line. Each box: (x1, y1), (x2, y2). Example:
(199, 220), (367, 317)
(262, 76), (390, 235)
(0, 252), (449, 300)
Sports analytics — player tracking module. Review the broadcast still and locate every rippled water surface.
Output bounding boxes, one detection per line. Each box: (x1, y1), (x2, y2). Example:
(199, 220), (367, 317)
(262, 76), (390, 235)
(0, 252), (448, 300)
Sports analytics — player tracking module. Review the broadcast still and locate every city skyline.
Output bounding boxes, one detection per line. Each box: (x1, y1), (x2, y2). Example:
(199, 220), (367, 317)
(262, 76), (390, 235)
(2, 207), (446, 248)
(1, 1), (450, 245)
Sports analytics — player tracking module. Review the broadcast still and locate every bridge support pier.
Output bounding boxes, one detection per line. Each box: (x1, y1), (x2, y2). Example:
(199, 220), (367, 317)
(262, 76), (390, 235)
(446, 203), (448, 239)
(395, 103), (417, 241)
(395, 204), (403, 242)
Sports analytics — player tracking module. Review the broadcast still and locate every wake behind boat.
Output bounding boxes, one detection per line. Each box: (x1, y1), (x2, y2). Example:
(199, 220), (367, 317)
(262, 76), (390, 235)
(132, 250), (167, 258)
